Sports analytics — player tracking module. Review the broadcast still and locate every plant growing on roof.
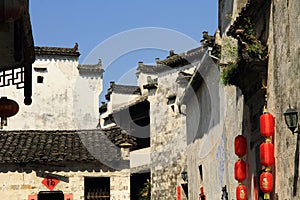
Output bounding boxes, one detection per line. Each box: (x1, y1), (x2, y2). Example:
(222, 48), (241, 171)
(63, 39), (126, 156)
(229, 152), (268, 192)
(221, 61), (239, 85)
(221, 17), (268, 85)
(235, 17), (268, 61)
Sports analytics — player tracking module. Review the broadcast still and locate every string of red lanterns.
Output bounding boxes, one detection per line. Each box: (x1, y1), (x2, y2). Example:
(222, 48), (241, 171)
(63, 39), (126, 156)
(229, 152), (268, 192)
(234, 135), (247, 200)
(259, 112), (275, 200)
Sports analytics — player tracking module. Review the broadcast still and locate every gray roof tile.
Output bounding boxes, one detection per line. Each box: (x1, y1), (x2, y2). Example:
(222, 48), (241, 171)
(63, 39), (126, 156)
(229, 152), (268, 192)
(0, 128), (136, 164)
(78, 60), (104, 74)
(105, 83), (141, 100)
(35, 44), (80, 57)
(113, 85), (141, 95)
(136, 47), (206, 74)
(136, 64), (170, 74)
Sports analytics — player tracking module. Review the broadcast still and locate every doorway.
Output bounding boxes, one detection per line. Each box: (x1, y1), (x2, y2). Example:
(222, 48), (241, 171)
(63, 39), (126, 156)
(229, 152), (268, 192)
(38, 191), (64, 200)
(130, 172), (150, 200)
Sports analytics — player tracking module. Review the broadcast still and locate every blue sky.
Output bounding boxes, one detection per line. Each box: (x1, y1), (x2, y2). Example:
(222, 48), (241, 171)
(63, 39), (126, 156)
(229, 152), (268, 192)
(29, 1), (218, 101)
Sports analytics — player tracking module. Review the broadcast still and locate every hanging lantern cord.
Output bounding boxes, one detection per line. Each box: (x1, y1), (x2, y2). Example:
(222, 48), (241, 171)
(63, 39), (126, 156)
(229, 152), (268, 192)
(261, 76), (268, 113)
(263, 95), (268, 113)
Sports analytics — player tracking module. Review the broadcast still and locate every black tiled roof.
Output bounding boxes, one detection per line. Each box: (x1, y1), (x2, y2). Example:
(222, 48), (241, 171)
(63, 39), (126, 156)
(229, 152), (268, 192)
(159, 47), (205, 68)
(136, 64), (170, 75)
(0, 129), (135, 164)
(136, 47), (205, 74)
(113, 84), (141, 95)
(102, 126), (137, 146)
(176, 71), (194, 85)
(78, 59), (104, 74)
(112, 96), (148, 113)
(105, 82), (141, 100)
(35, 43), (80, 57)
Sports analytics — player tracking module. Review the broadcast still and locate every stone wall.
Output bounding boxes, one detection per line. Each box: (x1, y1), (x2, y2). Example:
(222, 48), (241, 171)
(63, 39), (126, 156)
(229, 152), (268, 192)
(149, 68), (190, 200)
(268, 0), (300, 198)
(0, 167), (130, 200)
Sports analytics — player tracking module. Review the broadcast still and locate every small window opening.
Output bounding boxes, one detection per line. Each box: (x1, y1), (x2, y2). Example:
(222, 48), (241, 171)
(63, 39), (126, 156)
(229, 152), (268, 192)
(167, 96), (176, 105)
(167, 96), (176, 112)
(34, 67), (47, 72)
(199, 165), (203, 183)
(37, 76), (44, 83)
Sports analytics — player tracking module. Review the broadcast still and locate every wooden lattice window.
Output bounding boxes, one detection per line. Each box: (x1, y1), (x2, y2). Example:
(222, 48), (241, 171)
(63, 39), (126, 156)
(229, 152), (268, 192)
(84, 177), (110, 200)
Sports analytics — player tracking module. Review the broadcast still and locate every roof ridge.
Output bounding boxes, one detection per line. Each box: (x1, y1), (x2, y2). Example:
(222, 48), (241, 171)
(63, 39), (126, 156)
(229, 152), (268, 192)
(34, 44), (80, 57)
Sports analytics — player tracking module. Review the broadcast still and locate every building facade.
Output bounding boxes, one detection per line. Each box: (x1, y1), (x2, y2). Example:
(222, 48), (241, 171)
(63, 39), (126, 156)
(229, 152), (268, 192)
(1, 45), (103, 130)
(100, 0), (300, 196)
(1, 0), (298, 199)
(0, 45), (134, 200)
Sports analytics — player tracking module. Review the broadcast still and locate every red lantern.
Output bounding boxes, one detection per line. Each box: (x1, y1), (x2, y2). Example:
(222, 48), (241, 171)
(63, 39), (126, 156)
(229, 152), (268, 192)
(236, 184), (247, 200)
(177, 185), (181, 200)
(234, 160), (246, 182)
(0, 97), (19, 126)
(260, 171), (273, 193)
(260, 142), (275, 166)
(260, 113), (275, 137)
(235, 135), (247, 157)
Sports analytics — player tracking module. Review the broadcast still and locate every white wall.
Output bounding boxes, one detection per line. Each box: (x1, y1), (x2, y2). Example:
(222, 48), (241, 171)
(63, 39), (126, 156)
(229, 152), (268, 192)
(111, 93), (141, 111)
(73, 74), (103, 129)
(186, 84), (244, 200)
(0, 56), (102, 130)
(130, 147), (151, 168)
(137, 72), (158, 95)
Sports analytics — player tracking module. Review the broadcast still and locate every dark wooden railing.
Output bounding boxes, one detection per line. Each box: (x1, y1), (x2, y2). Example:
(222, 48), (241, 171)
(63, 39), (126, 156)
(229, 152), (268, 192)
(86, 189), (110, 200)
